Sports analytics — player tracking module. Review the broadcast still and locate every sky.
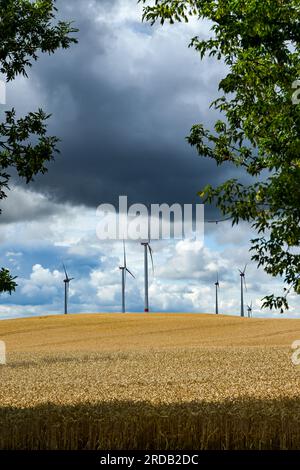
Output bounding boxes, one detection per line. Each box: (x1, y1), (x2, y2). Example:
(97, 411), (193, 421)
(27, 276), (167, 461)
(0, 0), (298, 319)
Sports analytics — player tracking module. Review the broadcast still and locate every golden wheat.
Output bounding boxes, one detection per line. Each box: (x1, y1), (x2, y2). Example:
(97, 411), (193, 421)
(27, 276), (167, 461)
(0, 314), (300, 449)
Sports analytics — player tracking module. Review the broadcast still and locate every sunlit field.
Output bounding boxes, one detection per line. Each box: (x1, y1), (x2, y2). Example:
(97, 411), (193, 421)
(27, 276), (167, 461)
(1, 313), (300, 449)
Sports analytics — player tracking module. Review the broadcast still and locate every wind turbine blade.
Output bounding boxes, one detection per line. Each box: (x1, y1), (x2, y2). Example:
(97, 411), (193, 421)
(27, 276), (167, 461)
(148, 244), (154, 273)
(123, 239), (126, 268)
(243, 276), (248, 292)
(126, 268), (135, 279)
(243, 263), (248, 274)
(147, 204), (151, 242)
(63, 263), (68, 280)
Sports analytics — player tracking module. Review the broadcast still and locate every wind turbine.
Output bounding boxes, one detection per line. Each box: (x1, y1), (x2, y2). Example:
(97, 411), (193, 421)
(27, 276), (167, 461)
(141, 239), (154, 312)
(247, 301), (253, 318)
(63, 264), (74, 315)
(215, 274), (220, 314)
(239, 264), (247, 317)
(119, 240), (135, 313)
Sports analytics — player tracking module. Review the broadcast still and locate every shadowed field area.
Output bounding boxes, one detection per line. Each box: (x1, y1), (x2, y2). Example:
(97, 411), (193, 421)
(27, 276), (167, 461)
(1, 398), (300, 450)
(0, 314), (300, 449)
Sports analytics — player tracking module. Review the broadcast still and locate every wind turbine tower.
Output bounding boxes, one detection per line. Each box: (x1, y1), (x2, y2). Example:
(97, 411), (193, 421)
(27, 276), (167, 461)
(239, 265), (247, 317)
(119, 240), (135, 313)
(141, 241), (154, 312)
(63, 264), (74, 315)
(215, 274), (220, 314)
(247, 301), (253, 318)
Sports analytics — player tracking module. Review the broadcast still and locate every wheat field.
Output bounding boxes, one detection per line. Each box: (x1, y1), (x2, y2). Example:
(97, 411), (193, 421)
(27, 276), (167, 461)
(1, 313), (300, 449)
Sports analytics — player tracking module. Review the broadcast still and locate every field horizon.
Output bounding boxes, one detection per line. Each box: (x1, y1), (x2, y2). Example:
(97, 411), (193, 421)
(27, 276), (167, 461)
(1, 313), (300, 353)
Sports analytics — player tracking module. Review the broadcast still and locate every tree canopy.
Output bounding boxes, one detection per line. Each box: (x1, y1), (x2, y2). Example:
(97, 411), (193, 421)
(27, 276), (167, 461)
(0, 0), (77, 294)
(140, 0), (300, 312)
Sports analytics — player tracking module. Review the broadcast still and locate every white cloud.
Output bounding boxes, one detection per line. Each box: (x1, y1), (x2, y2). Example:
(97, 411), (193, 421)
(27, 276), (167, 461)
(20, 264), (63, 299)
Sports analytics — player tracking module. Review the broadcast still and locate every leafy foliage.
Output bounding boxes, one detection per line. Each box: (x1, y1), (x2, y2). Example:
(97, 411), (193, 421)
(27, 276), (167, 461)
(0, 268), (17, 294)
(0, 0), (77, 295)
(140, 0), (300, 312)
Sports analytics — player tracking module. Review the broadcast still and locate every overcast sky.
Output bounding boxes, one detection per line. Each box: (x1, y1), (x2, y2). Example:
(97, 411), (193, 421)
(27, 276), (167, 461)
(0, 0), (298, 319)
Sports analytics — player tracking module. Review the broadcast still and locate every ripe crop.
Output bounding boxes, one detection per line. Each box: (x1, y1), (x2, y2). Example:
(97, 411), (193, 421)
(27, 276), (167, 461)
(0, 314), (300, 449)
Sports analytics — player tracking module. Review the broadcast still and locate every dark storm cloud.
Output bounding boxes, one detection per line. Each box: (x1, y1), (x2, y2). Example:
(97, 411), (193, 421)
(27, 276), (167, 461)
(12, 0), (239, 211)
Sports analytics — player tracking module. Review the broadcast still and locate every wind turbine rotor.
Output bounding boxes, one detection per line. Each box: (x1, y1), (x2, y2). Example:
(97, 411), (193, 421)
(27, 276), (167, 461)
(63, 263), (69, 282)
